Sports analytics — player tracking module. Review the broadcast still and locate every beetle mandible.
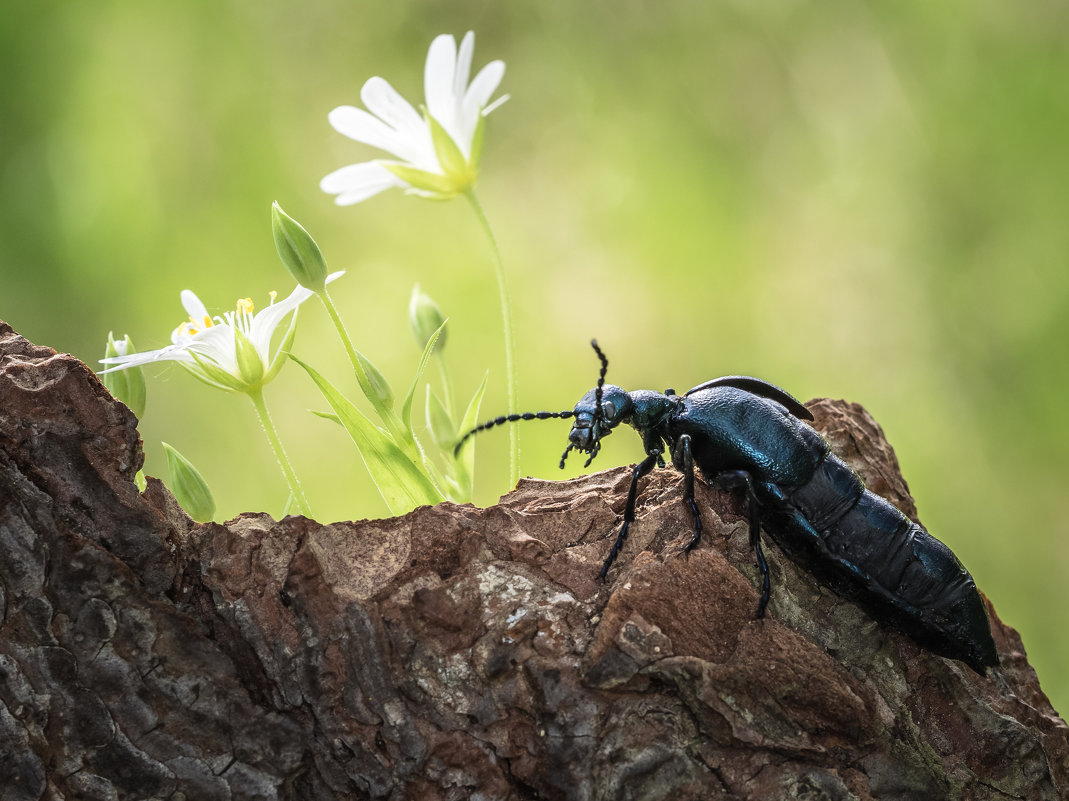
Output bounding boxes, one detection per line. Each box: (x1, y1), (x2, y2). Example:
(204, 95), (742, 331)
(455, 340), (998, 673)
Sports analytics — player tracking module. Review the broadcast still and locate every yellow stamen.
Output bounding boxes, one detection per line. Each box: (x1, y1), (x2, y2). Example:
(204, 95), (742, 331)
(237, 298), (255, 314)
(269, 290), (277, 303)
(201, 314), (213, 328)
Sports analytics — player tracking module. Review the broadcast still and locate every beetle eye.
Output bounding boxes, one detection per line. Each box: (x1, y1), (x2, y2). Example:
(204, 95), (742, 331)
(602, 401), (616, 420)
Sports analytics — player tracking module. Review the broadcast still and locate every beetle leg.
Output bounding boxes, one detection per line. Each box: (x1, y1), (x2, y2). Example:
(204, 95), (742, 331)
(599, 449), (661, 579)
(714, 469), (771, 619)
(678, 435), (703, 555)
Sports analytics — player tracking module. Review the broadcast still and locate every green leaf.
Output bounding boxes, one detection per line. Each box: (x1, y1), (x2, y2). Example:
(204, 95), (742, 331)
(454, 371), (489, 499)
(281, 492), (296, 518)
(292, 356), (443, 514)
(162, 442), (216, 523)
(265, 309), (299, 384)
(426, 385), (455, 450)
(401, 322), (446, 432)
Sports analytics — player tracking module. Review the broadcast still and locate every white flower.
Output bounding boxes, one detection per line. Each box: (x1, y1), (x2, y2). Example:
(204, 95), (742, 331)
(100, 273), (343, 393)
(321, 31), (508, 204)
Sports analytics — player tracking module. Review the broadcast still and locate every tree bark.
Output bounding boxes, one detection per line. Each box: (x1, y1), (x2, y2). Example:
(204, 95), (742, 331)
(1, 319), (1066, 801)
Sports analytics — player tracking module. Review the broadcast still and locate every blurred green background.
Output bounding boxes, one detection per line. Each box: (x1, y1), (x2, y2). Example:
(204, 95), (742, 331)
(3, 1), (1067, 712)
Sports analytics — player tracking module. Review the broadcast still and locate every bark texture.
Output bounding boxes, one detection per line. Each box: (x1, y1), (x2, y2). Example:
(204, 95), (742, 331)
(1, 319), (1066, 801)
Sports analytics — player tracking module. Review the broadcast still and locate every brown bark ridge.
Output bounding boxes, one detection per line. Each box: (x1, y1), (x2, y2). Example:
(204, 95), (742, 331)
(1, 318), (1066, 801)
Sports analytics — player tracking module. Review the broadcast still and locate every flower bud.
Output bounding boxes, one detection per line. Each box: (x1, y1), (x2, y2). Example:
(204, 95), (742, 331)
(409, 284), (447, 351)
(101, 332), (147, 418)
(162, 442), (216, 522)
(272, 201), (329, 291)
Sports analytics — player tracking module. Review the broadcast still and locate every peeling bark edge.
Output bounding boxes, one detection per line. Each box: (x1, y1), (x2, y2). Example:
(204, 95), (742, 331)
(1, 319), (1066, 801)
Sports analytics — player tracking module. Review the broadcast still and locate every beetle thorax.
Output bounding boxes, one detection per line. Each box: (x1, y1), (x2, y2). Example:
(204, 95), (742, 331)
(627, 390), (676, 434)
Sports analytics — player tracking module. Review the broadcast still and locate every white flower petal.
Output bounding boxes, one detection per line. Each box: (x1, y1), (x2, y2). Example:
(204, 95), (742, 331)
(322, 30), (505, 204)
(460, 60), (507, 149)
(248, 285), (316, 354)
(327, 105), (404, 155)
(188, 324), (240, 374)
(360, 77), (436, 166)
(464, 60), (506, 116)
(100, 343), (194, 373)
(453, 32), (475, 107)
(424, 34), (458, 130)
(361, 76), (424, 137)
(320, 162), (405, 204)
(180, 290), (209, 324)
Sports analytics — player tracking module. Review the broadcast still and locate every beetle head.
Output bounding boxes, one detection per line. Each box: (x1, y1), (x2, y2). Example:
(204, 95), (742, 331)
(568, 384), (632, 449)
(557, 340), (624, 468)
(453, 339), (621, 470)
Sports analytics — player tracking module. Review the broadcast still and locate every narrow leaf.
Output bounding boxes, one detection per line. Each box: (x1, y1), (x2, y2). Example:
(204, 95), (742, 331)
(453, 371), (489, 499)
(293, 356), (443, 514)
(401, 322), (446, 431)
(426, 385), (455, 449)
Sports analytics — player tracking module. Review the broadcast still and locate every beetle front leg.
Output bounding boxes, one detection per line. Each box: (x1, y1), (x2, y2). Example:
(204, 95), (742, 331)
(599, 449), (661, 579)
(714, 469), (771, 619)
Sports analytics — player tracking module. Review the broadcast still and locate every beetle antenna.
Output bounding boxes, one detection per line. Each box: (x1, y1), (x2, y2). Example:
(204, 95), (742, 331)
(454, 410), (575, 456)
(590, 339), (609, 412)
(582, 339), (610, 467)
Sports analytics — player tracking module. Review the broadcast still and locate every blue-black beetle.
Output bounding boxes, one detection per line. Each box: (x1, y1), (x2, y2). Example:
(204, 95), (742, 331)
(457, 341), (998, 673)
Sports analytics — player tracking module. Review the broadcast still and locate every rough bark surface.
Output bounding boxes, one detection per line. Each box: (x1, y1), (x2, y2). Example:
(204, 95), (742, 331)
(1, 318), (1066, 801)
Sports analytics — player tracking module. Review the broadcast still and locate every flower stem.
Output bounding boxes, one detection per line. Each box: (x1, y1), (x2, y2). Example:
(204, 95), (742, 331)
(465, 189), (519, 487)
(317, 287), (416, 458)
(319, 287), (372, 397)
(248, 387), (311, 517)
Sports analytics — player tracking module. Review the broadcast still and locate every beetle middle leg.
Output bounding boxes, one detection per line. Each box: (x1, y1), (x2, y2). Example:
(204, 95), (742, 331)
(677, 434), (704, 555)
(713, 469), (771, 619)
(599, 449), (661, 579)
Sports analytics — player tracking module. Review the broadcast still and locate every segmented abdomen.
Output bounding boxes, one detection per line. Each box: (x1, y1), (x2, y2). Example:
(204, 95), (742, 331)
(768, 448), (997, 671)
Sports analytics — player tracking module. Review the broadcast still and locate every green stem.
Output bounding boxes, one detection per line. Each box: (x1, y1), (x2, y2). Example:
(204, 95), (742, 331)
(248, 387), (311, 517)
(465, 189), (519, 487)
(318, 287), (417, 459)
(319, 287), (373, 398)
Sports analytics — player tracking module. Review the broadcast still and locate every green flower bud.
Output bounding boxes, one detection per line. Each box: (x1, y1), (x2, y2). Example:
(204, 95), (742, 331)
(162, 442), (216, 522)
(101, 332), (147, 418)
(272, 201), (328, 291)
(408, 284), (447, 351)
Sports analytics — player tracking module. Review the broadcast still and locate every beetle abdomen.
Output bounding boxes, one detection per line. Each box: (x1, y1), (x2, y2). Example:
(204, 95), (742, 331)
(765, 452), (998, 672)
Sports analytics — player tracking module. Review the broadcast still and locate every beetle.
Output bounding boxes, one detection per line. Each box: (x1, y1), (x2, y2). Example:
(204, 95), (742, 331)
(456, 340), (998, 673)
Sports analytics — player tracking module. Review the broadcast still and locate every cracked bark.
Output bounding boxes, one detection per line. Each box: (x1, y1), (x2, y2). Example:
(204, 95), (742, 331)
(1, 318), (1066, 801)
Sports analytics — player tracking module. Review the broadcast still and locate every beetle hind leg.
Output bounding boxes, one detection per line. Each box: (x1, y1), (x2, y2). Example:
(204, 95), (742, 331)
(714, 469), (771, 619)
